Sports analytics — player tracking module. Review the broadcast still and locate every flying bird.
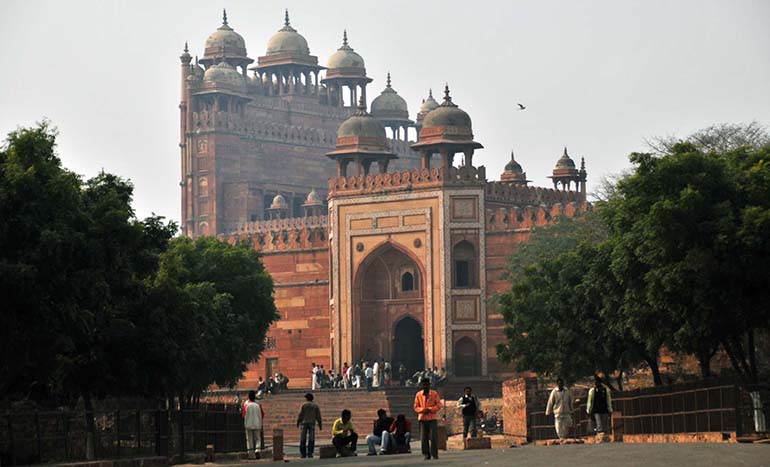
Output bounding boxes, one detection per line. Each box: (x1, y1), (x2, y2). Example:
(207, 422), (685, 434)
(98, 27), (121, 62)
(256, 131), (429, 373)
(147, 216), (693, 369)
(517, 103), (526, 110)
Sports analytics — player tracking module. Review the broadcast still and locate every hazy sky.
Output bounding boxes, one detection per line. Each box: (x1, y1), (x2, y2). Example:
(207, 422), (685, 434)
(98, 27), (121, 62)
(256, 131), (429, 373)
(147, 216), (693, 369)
(2, 0), (769, 222)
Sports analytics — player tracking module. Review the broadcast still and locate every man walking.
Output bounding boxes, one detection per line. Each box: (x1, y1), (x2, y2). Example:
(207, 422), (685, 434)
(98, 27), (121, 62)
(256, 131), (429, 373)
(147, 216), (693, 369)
(331, 409), (358, 456)
(414, 379), (441, 460)
(398, 362), (406, 386)
(458, 386), (481, 438)
(241, 390), (264, 459)
(586, 376), (613, 439)
(372, 360), (380, 388)
(311, 363), (318, 390)
(545, 378), (573, 440)
(296, 393), (323, 458)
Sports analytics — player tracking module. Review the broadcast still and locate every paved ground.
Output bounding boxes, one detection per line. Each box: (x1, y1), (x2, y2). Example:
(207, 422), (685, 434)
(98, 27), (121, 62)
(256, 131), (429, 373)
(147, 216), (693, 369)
(188, 442), (770, 467)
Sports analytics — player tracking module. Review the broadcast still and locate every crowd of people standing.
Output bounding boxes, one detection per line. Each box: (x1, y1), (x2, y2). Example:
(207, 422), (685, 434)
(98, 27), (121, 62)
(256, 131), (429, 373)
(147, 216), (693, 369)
(310, 361), (447, 390)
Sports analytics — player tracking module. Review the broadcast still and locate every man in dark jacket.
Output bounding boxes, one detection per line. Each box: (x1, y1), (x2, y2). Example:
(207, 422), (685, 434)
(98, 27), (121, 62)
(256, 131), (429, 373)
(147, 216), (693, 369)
(296, 393), (323, 458)
(365, 409), (394, 455)
(586, 376), (613, 438)
(458, 386), (481, 438)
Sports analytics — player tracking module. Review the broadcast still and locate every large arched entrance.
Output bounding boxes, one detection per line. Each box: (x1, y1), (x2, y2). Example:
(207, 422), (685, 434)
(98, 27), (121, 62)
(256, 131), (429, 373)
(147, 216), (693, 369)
(392, 317), (425, 376)
(355, 243), (425, 365)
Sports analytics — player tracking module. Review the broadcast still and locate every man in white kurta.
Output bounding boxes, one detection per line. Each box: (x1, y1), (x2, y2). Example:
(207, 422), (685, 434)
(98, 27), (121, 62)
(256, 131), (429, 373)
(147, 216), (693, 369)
(545, 378), (573, 440)
(372, 361), (380, 388)
(242, 391), (264, 458)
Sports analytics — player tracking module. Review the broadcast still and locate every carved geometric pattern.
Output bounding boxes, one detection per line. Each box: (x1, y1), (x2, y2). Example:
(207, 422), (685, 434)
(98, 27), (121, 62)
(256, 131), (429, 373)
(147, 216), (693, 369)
(453, 296), (478, 322)
(451, 196), (478, 221)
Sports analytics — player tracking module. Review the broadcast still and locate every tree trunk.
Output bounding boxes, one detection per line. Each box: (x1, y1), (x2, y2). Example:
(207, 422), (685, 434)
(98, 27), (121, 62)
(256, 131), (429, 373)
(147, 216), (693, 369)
(721, 339), (749, 384)
(83, 393), (96, 460)
(645, 355), (663, 386)
(697, 348), (712, 378)
(748, 330), (757, 384)
(615, 370), (624, 392)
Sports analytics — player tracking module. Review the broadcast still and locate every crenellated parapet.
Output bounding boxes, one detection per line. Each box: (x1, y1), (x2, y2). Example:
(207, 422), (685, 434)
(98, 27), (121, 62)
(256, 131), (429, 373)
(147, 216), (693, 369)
(328, 165), (486, 196)
(190, 112), (339, 146)
(219, 215), (328, 252)
(485, 181), (585, 206)
(485, 201), (591, 232)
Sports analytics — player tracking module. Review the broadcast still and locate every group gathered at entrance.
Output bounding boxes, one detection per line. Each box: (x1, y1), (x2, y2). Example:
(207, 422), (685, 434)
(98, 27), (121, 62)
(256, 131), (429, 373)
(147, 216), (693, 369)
(240, 380), (485, 460)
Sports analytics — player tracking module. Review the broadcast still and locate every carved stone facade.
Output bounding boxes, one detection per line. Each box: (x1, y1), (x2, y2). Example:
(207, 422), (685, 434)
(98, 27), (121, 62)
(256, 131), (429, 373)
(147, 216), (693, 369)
(186, 10), (589, 387)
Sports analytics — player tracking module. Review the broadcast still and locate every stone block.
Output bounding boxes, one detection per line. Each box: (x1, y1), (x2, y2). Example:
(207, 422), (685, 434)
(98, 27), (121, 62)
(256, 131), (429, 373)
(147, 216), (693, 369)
(437, 425), (447, 450)
(319, 445), (337, 459)
(272, 428), (284, 461)
(464, 436), (492, 450)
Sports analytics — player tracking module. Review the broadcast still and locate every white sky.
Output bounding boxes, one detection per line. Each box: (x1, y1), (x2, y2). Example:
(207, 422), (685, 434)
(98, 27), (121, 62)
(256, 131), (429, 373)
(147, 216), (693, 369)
(1, 0), (769, 222)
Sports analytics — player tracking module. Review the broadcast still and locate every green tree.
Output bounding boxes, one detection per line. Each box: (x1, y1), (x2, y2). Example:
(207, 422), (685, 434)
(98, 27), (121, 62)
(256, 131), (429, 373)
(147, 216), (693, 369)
(0, 122), (83, 399)
(142, 236), (279, 401)
(506, 211), (607, 283)
(1, 123), (278, 423)
(603, 142), (770, 383)
(498, 242), (649, 390)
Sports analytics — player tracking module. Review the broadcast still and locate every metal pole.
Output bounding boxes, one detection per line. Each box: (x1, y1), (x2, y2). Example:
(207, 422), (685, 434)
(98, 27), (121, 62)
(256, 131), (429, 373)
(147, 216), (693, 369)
(116, 410), (121, 458)
(35, 411), (42, 462)
(137, 408), (142, 452)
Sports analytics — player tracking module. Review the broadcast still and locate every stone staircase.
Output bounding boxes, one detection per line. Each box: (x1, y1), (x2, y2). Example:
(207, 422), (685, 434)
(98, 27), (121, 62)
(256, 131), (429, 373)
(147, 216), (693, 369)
(254, 380), (502, 444)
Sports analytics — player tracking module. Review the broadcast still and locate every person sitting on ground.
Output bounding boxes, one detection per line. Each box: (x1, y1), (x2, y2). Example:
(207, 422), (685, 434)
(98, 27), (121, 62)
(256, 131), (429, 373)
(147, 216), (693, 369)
(257, 377), (266, 397)
(436, 368), (447, 386)
(384, 414), (412, 453)
(331, 409), (358, 456)
(366, 409), (394, 455)
(266, 376), (276, 395)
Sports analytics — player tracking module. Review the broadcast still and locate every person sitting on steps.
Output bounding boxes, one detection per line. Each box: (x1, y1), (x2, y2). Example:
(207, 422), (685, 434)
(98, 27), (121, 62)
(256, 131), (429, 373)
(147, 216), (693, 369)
(331, 409), (358, 457)
(365, 409), (394, 455)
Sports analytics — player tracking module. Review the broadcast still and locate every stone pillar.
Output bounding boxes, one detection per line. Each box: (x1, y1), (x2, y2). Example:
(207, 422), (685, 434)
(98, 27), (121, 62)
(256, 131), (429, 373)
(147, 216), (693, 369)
(464, 149), (474, 167)
(440, 150), (454, 170)
(421, 151), (431, 170)
(272, 429), (284, 460)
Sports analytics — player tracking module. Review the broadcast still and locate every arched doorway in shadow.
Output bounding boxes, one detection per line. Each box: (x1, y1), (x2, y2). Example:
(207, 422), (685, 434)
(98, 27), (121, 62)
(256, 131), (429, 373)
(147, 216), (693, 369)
(454, 337), (480, 377)
(393, 317), (425, 376)
(355, 242), (425, 363)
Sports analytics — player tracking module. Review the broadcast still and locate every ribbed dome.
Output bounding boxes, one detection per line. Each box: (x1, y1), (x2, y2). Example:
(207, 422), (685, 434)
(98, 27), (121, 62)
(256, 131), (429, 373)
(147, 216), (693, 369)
(266, 10), (310, 56)
(371, 73), (409, 121)
(270, 194), (288, 209)
(203, 61), (246, 91)
(327, 30), (365, 69)
(337, 101), (387, 140)
(555, 147), (576, 169)
(422, 86), (472, 130)
(420, 89), (439, 113)
(505, 152), (524, 174)
(203, 10), (247, 60)
(304, 189), (323, 206)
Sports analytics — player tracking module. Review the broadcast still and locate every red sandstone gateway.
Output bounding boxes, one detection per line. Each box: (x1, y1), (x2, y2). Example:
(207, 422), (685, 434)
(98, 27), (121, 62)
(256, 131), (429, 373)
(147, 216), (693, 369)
(181, 10), (588, 388)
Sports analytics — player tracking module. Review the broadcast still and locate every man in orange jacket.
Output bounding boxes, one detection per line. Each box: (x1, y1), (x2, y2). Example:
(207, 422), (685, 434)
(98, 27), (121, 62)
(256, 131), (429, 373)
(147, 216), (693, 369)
(413, 379), (441, 460)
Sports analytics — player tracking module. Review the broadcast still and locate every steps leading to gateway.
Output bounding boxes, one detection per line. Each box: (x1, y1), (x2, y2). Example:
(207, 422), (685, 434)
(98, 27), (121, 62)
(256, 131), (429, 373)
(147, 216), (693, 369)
(246, 381), (502, 444)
